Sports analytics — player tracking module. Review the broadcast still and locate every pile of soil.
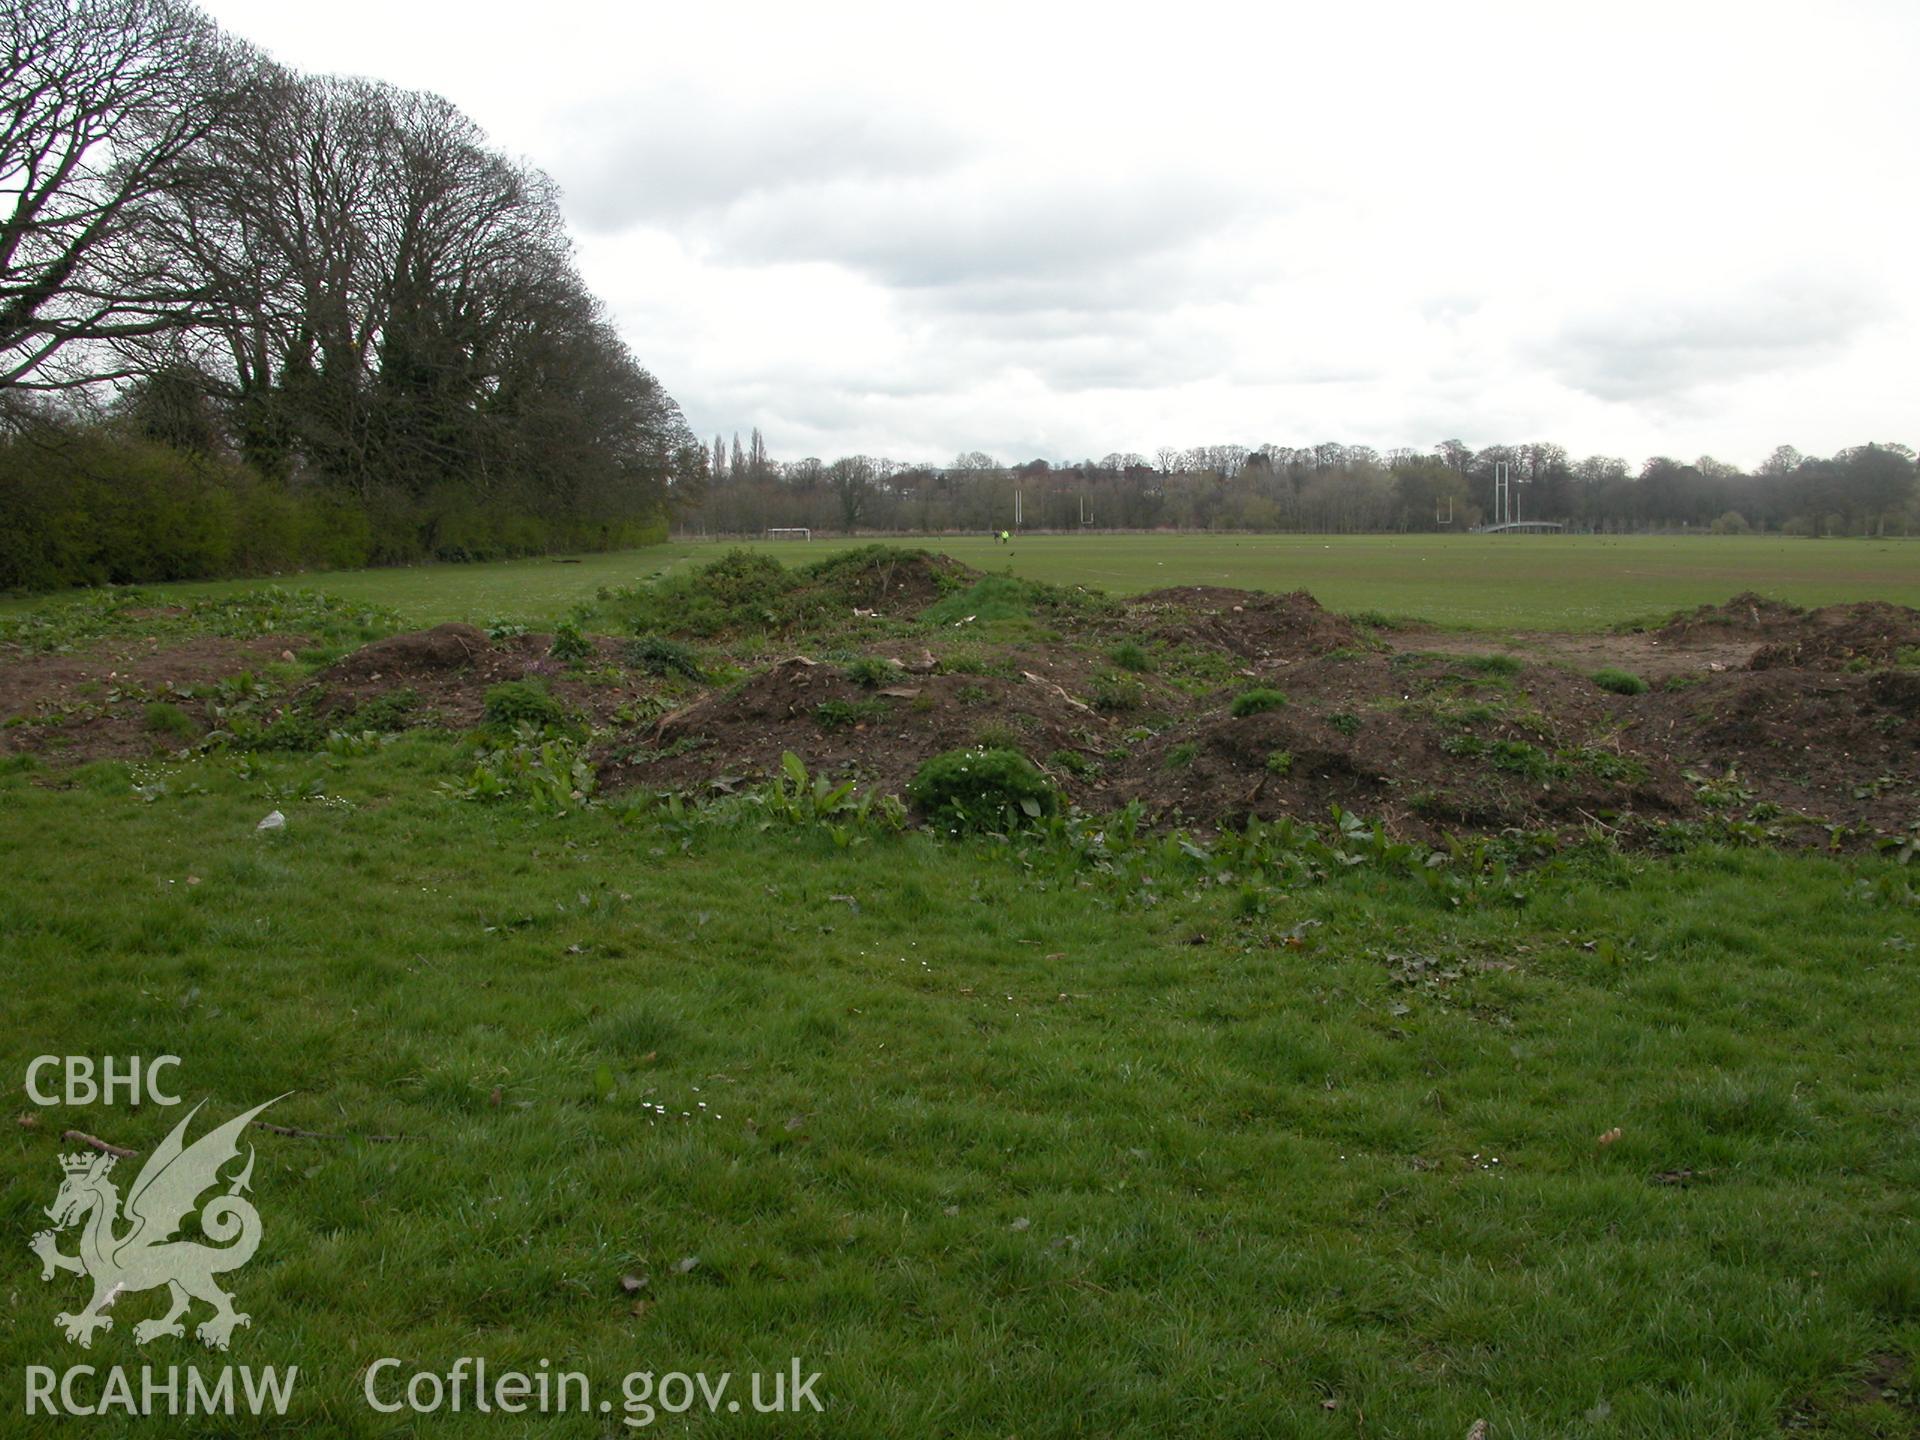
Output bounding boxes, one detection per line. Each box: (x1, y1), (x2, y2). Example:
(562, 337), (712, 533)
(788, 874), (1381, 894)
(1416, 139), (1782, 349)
(1745, 601), (1920, 672)
(603, 659), (1108, 801)
(325, 622), (490, 680)
(1656, 592), (1806, 641)
(1124, 587), (1361, 663)
(805, 549), (976, 614)
(13, 570), (1910, 846)
(1112, 654), (1692, 841)
(1645, 667), (1920, 832)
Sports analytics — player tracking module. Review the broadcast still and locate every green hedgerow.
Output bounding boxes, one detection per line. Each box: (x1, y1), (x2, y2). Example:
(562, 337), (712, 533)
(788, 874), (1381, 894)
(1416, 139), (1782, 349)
(1592, 668), (1649, 696)
(907, 747), (1059, 832)
(1229, 687), (1287, 718)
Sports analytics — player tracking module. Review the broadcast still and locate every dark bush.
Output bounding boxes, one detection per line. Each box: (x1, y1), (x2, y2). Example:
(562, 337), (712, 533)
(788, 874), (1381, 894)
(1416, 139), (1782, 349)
(908, 747), (1059, 831)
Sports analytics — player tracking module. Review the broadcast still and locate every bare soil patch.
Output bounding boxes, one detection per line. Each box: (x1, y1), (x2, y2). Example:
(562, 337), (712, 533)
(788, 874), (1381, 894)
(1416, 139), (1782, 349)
(0, 634), (310, 764)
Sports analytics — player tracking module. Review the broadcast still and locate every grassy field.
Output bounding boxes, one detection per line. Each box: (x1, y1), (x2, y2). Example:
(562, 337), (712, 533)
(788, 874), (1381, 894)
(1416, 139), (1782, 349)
(4, 740), (1919, 1437)
(4, 544), (1919, 1436)
(5, 532), (1917, 631)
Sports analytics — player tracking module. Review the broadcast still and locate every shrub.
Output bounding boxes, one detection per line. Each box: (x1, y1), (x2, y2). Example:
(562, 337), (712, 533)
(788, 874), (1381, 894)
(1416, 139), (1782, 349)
(1592, 668), (1649, 696)
(907, 747), (1059, 831)
(1229, 687), (1287, 718)
(549, 621), (593, 662)
(623, 634), (703, 681)
(483, 680), (570, 731)
(1108, 640), (1153, 673)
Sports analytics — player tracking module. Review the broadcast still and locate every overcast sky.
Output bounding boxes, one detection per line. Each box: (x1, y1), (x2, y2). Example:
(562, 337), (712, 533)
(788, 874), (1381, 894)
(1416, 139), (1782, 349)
(199, 0), (1917, 471)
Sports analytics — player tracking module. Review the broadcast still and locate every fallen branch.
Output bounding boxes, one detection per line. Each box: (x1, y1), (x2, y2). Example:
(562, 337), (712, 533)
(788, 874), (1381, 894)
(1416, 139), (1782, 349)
(253, 1121), (420, 1145)
(62, 1130), (137, 1158)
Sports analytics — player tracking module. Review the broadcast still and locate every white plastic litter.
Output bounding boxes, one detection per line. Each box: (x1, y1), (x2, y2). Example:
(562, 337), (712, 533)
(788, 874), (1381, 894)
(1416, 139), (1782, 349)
(256, 810), (285, 831)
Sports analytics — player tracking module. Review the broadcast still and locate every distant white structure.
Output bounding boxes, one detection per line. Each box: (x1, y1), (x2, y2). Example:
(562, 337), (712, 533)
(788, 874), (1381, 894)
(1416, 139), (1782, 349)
(765, 527), (811, 541)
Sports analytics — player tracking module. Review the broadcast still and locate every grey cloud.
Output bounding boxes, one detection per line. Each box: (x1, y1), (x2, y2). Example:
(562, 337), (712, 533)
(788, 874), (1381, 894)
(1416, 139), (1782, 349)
(1538, 277), (1881, 401)
(549, 92), (970, 233)
(709, 170), (1256, 291)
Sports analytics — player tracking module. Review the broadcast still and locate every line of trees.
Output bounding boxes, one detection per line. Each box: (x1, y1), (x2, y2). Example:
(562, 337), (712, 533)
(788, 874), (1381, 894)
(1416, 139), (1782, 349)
(1, 0), (703, 592)
(685, 438), (1919, 538)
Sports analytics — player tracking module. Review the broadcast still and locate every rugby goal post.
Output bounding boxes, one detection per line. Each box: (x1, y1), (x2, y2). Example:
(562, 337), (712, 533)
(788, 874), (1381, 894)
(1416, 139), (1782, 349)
(765, 527), (811, 541)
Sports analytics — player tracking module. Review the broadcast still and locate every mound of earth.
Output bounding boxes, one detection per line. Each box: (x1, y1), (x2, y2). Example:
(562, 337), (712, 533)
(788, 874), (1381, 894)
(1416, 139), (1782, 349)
(594, 580), (1919, 844)
(1113, 653), (1692, 841)
(1656, 591), (1805, 641)
(1647, 668), (1920, 832)
(1124, 587), (1360, 663)
(802, 547), (977, 614)
(324, 622), (489, 680)
(1746, 601), (1920, 672)
(602, 657), (1112, 801)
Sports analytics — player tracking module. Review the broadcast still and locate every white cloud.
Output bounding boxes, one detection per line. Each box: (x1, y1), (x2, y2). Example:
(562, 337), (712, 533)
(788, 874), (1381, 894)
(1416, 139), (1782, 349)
(200, 0), (1920, 468)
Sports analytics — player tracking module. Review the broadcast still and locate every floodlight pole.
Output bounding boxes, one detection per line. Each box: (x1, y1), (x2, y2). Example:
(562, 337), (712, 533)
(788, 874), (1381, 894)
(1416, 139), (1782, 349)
(1494, 461), (1509, 527)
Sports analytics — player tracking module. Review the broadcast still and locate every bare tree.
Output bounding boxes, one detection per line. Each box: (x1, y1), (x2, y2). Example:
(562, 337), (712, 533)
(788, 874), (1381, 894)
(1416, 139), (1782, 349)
(0, 0), (242, 390)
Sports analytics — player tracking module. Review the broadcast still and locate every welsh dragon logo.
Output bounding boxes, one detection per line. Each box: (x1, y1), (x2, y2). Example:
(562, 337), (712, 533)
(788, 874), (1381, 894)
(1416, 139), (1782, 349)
(30, 1097), (284, 1350)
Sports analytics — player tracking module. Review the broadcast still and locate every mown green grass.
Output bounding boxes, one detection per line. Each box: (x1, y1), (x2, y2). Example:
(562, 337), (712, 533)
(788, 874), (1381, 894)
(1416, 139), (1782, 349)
(4, 740), (1919, 1437)
(5, 533), (1916, 632)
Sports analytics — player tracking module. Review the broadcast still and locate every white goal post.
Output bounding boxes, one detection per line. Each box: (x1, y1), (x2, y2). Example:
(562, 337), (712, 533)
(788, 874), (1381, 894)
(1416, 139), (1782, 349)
(765, 527), (811, 541)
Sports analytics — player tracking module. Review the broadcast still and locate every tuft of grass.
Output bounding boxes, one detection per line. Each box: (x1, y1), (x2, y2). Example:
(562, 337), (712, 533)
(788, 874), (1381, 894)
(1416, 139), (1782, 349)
(815, 697), (889, 728)
(1167, 742), (1198, 768)
(1265, 749), (1294, 776)
(623, 633), (704, 681)
(1091, 673), (1146, 713)
(1459, 653), (1524, 676)
(1108, 640), (1153, 673)
(1229, 687), (1287, 718)
(845, 656), (901, 688)
(143, 700), (199, 739)
(1592, 667), (1649, 696)
(351, 687), (422, 732)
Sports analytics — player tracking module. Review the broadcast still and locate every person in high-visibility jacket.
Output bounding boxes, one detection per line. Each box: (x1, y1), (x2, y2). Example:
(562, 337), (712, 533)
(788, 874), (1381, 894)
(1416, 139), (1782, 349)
(998, 530), (1010, 544)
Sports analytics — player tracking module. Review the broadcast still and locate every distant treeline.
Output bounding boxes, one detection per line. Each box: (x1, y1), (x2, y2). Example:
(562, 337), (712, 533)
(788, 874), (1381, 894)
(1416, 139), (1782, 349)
(0, 0), (703, 592)
(687, 438), (1919, 538)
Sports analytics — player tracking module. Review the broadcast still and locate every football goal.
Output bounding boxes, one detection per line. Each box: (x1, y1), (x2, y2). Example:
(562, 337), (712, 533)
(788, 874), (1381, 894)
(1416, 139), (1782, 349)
(765, 527), (811, 541)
